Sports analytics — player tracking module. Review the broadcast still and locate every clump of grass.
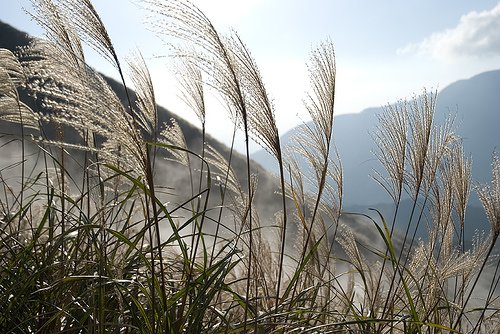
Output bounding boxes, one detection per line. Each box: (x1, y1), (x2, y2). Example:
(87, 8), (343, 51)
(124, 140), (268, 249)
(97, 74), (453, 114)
(0, 0), (499, 333)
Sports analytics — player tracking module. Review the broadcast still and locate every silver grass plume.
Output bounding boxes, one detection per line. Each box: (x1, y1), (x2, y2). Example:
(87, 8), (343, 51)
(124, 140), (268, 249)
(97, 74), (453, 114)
(205, 145), (258, 231)
(0, 49), (27, 86)
(145, 1), (281, 158)
(28, 0), (85, 69)
(18, 39), (147, 178)
(143, 0), (245, 124)
(406, 89), (436, 199)
(373, 99), (408, 204)
(145, 1), (285, 314)
(285, 40), (338, 307)
(476, 154), (500, 239)
(304, 40), (336, 156)
(29, 0), (140, 133)
(205, 145), (242, 198)
(421, 113), (458, 194)
(291, 41), (340, 197)
(338, 224), (378, 310)
(127, 51), (158, 136)
(227, 32), (281, 159)
(31, 0), (119, 68)
(160, 118), (190, 167)
(175, 52), (206, 127)
(450, 144), (472, 230)
(0, 49), (39, 129)
(429, 160), (455, 263)
(289, 40), (337, 199)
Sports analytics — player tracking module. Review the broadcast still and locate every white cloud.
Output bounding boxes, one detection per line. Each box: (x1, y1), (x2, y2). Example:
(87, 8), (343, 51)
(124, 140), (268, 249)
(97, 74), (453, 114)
(399, 3), (500, 60)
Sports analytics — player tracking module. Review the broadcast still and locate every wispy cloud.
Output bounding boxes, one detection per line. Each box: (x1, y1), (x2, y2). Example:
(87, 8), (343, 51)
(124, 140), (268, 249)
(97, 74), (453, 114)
(398, 3), (500, 60)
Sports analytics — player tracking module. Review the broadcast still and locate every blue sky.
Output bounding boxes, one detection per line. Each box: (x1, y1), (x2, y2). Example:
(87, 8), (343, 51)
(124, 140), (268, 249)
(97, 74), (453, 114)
(2, 0), (500, 153)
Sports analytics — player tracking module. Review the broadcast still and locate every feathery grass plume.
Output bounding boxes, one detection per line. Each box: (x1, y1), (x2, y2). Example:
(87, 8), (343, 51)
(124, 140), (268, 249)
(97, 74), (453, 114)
(144, 1), (280, 323)
(160, 117), (198, 203)
(373, 99), (408, 204)
(29, 0), (142, 142)
(46, 0), (119, 68)
(338, 224), (380, 316)
(297, 39), (337, 217)
(226, 32), (290, 308)
(18, 39), (150, 177)
(429, 158), (454, 244)
(206, 143), (270, 311)
(0, 49), (39, 129)
(454, 154), (500, 330)
(145, 0), (282, 158)
(127, 51), (158, 137)
(416, 163), (457, 322)
(320, 153), (343, 222)
(28, 0), (85, 68)
(450, 144), (472, 233)
(227, 32), (281, 159)
(477, 154), (500, 239)
(422, 114), (458, 196)
(205, 145), (243, 201)
(284, 40), (337, 316)
(176, 51), (206, 127)
(304, 40), (336, 152)
(174, 52), (210, 250)
(160, 118), (190, 167)
(0, 49), (27, 86)
(286, 147), (341, 258)
(144, 0), (245, 122)
(406, 89), (437, 199)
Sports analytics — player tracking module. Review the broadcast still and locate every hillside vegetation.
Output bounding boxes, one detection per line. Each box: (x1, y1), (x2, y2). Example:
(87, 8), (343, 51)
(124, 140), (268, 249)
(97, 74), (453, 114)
(0, 1), (499, 333)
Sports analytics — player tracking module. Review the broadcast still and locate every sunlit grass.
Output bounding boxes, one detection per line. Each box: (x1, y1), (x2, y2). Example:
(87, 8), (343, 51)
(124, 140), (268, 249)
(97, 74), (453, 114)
(0, 0), (498, 333)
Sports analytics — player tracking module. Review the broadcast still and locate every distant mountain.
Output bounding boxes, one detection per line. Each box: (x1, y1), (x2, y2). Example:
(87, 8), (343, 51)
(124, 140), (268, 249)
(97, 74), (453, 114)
(253, 70), (500, 204)
(252, 69), (500, 239)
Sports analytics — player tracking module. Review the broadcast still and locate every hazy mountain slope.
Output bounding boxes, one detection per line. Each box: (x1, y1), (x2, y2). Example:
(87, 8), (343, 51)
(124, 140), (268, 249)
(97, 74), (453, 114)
(0, 20), (283, 222)
(436, 70), (500, 184)
(252, 70), (499, 240)
(253, 70), (500, 207)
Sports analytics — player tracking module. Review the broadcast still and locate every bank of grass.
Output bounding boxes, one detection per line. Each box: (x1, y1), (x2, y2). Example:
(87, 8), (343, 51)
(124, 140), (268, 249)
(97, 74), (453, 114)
(0, 0), (499, 332)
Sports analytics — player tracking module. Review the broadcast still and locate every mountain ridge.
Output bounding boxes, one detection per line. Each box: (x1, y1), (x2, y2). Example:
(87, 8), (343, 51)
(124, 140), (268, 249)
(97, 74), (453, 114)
(253, 69), (500, 206)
